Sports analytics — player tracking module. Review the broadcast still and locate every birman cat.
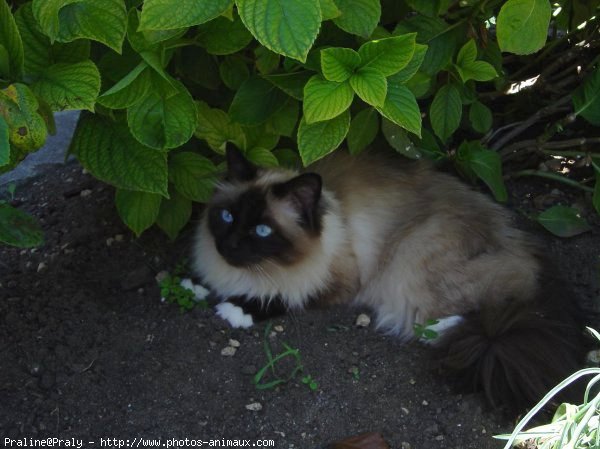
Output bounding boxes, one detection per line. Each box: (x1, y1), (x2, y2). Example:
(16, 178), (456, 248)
(193, 147), (584, 411)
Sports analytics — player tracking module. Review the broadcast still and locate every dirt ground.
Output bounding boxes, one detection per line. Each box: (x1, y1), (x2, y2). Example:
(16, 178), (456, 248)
(1, 160), (599, 449)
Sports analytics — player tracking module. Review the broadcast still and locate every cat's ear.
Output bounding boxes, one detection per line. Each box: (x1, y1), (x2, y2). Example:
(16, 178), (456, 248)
(226, 147), (257, 181)
(272, 173), (322, 232)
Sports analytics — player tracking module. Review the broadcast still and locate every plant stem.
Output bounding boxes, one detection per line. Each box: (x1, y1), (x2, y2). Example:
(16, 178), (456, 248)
(500, 137), (600, 157)
(511, 169), (595, 193)
(490, 95), (573, 151)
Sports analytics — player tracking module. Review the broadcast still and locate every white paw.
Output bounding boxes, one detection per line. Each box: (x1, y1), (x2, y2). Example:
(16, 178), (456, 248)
(180, 278), (210, 301)
(215, 302), (254, 328)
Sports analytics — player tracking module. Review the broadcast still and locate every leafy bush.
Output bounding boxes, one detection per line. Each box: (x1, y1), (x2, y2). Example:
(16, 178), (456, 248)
(1, 0), (599, 241)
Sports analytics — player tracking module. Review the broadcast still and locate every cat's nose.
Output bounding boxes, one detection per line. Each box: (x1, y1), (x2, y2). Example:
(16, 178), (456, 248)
(226, 236), (240, 249)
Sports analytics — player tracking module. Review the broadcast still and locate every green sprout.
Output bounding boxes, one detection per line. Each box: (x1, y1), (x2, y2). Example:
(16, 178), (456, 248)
(254, 322), (318, 392)
(158, 262), (207, 312)
(413, 319), (440, 340)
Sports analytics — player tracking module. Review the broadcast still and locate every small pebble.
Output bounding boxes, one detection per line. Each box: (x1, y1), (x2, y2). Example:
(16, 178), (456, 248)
(221, 346), (237, 356)
(80, 189), (92, 197)
(401, 442), (411, 449)
(355, 313), (371, 327)
(155, 271), (169, 283)
(37, 262), (47, 273)
(409, 378), (416, 385)
(401, 407), (409, 415)
(274, 325), (284, 332)
(114, 234), (124, 242)
(245, 402), (262, 411)
(586, 349), (600, 365)
(106, 238), (115, 247)
(228, 339), (240, 348)
(422, 400), (429, 406)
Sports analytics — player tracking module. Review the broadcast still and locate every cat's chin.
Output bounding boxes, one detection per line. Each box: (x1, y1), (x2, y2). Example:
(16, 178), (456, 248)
(216, 251), (262, 268)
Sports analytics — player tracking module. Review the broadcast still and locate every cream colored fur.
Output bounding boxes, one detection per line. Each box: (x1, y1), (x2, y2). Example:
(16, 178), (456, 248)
(193, 152), (541, 339)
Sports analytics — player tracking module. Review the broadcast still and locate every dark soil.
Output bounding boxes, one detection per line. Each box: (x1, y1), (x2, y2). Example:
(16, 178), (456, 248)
(1, 161), (599, 449)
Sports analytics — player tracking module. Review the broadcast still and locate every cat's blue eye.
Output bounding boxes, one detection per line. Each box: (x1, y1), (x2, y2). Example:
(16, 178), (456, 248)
(255, 224), (272, 238)
(221, 209), (233, 223)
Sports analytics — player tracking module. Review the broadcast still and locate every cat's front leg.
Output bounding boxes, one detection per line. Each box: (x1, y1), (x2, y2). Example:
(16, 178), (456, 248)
(215, 296), (286, 328)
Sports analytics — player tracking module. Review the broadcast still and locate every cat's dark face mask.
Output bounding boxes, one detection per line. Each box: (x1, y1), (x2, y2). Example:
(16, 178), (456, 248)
(206, 148), (323, 267)
(207, 188), (294, 267)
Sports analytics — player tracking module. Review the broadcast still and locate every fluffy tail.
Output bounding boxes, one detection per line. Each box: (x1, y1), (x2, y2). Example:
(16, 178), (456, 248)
(437, 281), (587, 413)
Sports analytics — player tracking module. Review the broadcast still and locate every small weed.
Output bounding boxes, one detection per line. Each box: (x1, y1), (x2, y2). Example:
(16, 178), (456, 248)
(254, 322), (318, 392)
(349, 366), (360, 381)
(413, 319), (440, 340)
(158, 262), (207, 312)
(301, 375), (318, 391)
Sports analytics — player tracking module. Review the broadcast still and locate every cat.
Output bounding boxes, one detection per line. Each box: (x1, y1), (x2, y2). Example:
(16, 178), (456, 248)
(192, 147), (585, 412)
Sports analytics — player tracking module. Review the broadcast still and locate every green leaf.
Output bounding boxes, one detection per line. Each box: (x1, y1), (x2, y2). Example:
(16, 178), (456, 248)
(358, 34), (416, 76)
(70, 114), (168, 196)
(32, 0), (127, 52)
(97, 62), (152, 109)
(456, 141), (507, 202)
(406, 0), (451, 17)
(376, 82), (421, 137)
(333, 0), (381, 38)
(573, 67), (600, 126)
(456, 60), (497, 82)
(0, 83), (48, 154)
(15, 3), (88, 78)
(455, 40), (497, 82)
(395, 15), (460, 76)
(219, 55), (250, 90)
(349, 67), (387, 107)
(0, 203), (44, 248)
(456, 38), (477, 67)
(0, 0), (24, 79)
(246, 147), (279, 167)
(320, 47), (361, 82)
(127, 80), (196, 151)
(320, 0), (341, 20)
(156, 188), (192, 240)
(115, 189), (162, 237)
(429, 84), (461, 142)
(263, 71), (312, 100)
(266, 98), (299, 137)
(388, 43), (427, 84)
(497, 0), (551, 55)
(347, 108), (378, 154)
(381, 119), (421, 159)
(229, 75), (288, 125)
(303, 75), (354, 124)
(298, 109), (350, 165)
(139, 0), (233, 30)
(406, 72), (432, 98)
(0, 116), (8, 167)
(469, 101), (493, 134)
(169, 151), (218, 202)
(254, 46), (280, 75)
(273, 148), (300, 168)
(536, 205), (591, 238)
(195, 101), (246, 153)
(197, 13), (253, 55)
(236, 0), (321, 62)
(30, 60), (100, 112)
(242, 124), (279, 151)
